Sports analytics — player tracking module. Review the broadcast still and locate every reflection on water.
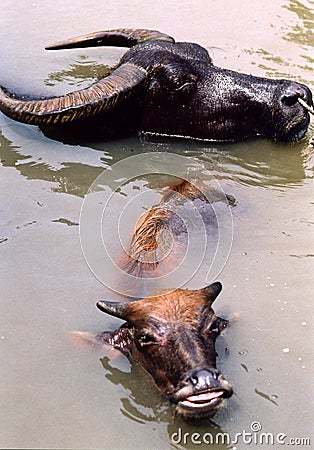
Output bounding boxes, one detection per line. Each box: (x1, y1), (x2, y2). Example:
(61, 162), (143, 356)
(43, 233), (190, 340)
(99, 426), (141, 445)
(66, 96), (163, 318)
(283, 0), (314, 47)
(45, 56), (112, 87)
(1, 124), (312, 197)
(0, 135), (104, 196)
(100, 355), (169, 423)
(101, 355), (232, 450)
(254, 388), (278, 406)
(243, 0), (313, 81)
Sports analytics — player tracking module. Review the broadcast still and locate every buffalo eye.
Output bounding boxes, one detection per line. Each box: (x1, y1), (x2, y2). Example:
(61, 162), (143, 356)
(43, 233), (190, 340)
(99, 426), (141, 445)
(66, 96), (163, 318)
(136, 332), (158, 347)
(173, 74), (198, 93)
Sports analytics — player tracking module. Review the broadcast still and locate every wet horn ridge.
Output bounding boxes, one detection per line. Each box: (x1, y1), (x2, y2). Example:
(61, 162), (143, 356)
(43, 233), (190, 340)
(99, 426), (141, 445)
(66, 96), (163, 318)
(45, 28), (175, 50)
(0, 63), (147, 126)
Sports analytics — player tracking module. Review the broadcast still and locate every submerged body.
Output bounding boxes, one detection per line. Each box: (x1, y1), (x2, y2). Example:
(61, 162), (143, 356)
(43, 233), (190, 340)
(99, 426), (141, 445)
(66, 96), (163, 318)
(96, 179), (233, 420)
(0, 28), (312, 142)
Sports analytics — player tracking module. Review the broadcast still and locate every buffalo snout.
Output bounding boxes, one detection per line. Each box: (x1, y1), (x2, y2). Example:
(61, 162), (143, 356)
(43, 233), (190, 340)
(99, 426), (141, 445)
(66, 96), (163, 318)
(280, 82), (312, 108)
(173, 367), (233, 420)
(186, 368), (220, 389)
(266, 80), (313, 142)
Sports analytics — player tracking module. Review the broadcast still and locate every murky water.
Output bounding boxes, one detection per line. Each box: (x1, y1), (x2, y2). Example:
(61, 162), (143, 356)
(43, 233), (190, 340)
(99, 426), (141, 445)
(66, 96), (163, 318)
(1, 1), (313, 449)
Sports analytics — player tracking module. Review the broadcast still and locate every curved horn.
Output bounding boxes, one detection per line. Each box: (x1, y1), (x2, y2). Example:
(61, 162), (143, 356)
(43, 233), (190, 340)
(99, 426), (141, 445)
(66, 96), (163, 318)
(46, 28), (175, 50)
(200, 282), (222, 305)
(96, 300), (129, 320)
(0, 63), (147, 126)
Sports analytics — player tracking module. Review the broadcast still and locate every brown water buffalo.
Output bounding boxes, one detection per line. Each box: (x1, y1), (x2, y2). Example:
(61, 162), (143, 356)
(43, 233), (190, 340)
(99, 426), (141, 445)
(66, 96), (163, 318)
(0, 29), (312, 142)
(93, 179), (233, 420)
(96, 283), (233, 420)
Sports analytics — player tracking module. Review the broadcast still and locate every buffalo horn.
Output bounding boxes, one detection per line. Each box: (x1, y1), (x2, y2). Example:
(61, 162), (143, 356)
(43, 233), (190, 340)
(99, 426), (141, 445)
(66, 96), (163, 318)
(46, 28), (175, 50)
(96, 300), (129, 320)
(0, 63), (147, 126)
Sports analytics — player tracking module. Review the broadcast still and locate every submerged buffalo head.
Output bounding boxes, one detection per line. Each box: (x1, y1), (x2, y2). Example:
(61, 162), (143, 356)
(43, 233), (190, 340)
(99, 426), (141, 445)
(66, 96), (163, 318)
(0, 28), (312, 142)
(97, 282), (233, 420)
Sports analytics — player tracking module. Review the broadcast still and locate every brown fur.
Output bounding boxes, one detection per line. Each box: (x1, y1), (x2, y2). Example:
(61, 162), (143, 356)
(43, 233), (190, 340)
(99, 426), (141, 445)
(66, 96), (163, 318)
(161, 179), (208, 203)
(119, 178), (213, 279)
(124, 288), (210, 326)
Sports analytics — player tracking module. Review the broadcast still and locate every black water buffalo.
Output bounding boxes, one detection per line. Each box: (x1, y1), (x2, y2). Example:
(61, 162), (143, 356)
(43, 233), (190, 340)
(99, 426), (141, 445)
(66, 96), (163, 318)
(0, 29), (312, 142)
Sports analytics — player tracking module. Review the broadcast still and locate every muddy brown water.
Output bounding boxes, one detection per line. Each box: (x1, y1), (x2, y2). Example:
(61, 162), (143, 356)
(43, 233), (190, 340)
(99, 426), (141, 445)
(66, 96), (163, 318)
(0, 1), (313, 449)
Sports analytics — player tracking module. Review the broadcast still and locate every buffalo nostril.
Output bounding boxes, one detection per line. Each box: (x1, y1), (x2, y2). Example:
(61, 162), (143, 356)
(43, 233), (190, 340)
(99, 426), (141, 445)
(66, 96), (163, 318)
(187, 374), (199, 386)
(282, 94), (299, 107)
(281, 83), (311, 108)
(186, 369), (221, 387)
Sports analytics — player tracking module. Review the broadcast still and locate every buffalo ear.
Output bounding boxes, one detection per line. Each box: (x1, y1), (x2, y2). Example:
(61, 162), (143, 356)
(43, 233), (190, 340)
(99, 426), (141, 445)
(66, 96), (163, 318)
(200, 282), (222, 305)
(97, 326), (134, 354)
